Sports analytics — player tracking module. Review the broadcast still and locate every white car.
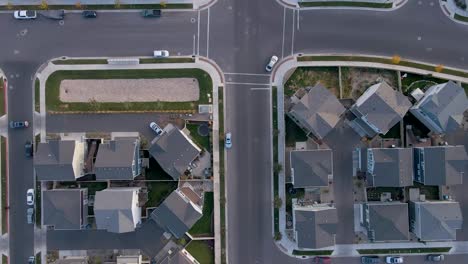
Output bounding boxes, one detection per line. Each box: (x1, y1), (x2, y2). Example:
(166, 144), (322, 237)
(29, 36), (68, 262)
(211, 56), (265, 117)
(265, 55), (279, 72)
(26, 189), (34, 206)
(150, 122), (163, 135)
(225, 132), (232, 149)
(385, 256), (403, 264)
(14, 10), (37, 20)
(153, 50), (169, 58)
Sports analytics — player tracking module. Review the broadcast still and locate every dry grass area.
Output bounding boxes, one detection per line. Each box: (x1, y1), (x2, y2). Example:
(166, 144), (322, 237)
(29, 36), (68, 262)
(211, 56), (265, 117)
(284, 67), (339, 97)
(341, 67), (398, 99)
(60, 78), (199, 103)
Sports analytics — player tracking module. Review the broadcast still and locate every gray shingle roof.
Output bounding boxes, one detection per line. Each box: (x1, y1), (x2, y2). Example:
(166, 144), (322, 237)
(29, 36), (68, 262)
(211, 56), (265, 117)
(418, 146), (467, 185)
(95, 139), (138, 180)
(288, 84), (345, 139)
(414, 201), (463, 241)
(160, 251), (193, 264)
(366, 202), (409, 242)
(352, 82), (411, 135)
(34, 140), (77, 181)
(150, 190), (202, 239)
(411, 81), (468, 133)
(149, 124), (201, 180)
(42, 189), (86, 230)
(290, 149), (332, 188)
(366, 148), (413, 187)
(94, 187), (141, 233)
(294, 206), (338, 249)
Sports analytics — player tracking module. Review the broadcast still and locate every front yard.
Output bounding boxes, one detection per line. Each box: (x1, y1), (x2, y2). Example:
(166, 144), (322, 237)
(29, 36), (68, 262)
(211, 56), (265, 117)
(185, 240), (214, 264)
(189, 192), (214, 237)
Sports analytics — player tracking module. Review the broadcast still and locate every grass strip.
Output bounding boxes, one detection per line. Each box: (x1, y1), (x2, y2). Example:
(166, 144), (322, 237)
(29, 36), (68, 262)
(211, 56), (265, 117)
(189, 192), (214, 236)
(2, 255), (7, 264)
(1, 137), (6, 234)
(298, 55), (468, 78)
(292, 250), (334, 256)
(299, 1), (392, 8)
(0, 78), (4, 116)
(455, 13), (468, 23)
(357, 247), (451, 254)
(35, 78), (40, 112)
(36, 252), (41, 264)
(35, 181), (41, 226)
(52, 59), (108, 65)
(218, 86), (227, 264)
(45, 69), (212, 112)
(0, 4), (193, 10)
(186, 241), (214, 264)
(272, 87), (279, 234)
(140, 58), (195, 64)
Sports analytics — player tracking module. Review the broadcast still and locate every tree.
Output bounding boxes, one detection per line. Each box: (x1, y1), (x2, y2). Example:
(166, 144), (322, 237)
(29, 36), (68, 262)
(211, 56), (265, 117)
(75, 1), (82, 9)
(273, 196), (282, 208)
(40, 0), (48, 10)
(392, 55), (401, 64)
(435, 64), (444, 73)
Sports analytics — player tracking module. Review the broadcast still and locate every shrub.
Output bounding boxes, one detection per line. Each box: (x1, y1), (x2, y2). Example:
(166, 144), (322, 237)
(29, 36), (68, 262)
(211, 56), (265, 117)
(435, 64), (444, 73)
(39, 0), (48, 10)
(392, 55), (401, 64)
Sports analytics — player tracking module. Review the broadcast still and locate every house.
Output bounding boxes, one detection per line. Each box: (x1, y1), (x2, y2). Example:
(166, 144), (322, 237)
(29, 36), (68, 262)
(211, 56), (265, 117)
(359, 202), (409, 242)
(94, 138), (141, 180)
(290, 149), (333, 188)
(293, 205), (338, 249)
(349, 82), (412, 138)
(287, 84), (346, 140)
(414, 146), (467, 186)
(149, 123), (202, 180)
(34, 140), (86, 181)
(151, 189), (203, 239)
(358, 148), (413, 187)
(94, 187), (142, 233)
(409, 200), (463, 241)
(410, 81), (468, 134)
(42, 188), (88, 230)
(160, 249), (198, 264)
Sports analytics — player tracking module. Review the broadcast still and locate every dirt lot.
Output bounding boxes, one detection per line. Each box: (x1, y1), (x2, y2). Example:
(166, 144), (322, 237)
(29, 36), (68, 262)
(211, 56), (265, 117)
(284, 67), (340, 97)
(341, 67), (398, 99)
(59, 78), (199, 102)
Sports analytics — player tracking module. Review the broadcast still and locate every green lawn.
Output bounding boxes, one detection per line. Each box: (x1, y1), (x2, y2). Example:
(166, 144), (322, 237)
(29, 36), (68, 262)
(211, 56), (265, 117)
(0, 3), (193, 10)
(52, 59), (108, 65)
(45, 69), (212, 112)
(189, 192), (214, 236)
(140, 58), (196, 64)
(357, 247), (451, 254)
(145, 158), (174, 181)
(218, 87), (227, 264)
(292, 250), (333, 256)
(79, 182), (107, 196)
(35, 78), (40, 112)
(186, 124), (211, 151)
(35, 182), (41, 226)
(1, 137), (6, 234)
(0, 78), (4, 116)
(145, 181), (178, 207)
(367, 187), (403, 202)
(462, 83), (468, 94)
(186, 241), (214, 264)
(299, 1), (392, 8)
(2, 255), (7, 264)
(412, 182), (439, 200)
(285, 116), (308, 147)
(455, 13), (468, 23)
(401, 73), (446, 95)
(36, 252), (41, 264)
(272, 87), (280, 234)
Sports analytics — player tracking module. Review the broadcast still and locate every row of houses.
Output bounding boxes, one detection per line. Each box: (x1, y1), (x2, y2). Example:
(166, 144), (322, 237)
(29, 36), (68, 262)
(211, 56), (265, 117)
(288, 81), (468, 140)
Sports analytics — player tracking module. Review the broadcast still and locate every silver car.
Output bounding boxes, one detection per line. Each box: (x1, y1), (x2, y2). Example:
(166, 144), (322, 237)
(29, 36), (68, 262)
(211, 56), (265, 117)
(27, 208), (34, 224)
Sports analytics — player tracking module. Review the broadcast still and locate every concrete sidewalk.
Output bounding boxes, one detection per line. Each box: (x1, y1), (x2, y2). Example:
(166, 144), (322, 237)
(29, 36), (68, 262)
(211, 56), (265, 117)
(0, 0), (215, 9)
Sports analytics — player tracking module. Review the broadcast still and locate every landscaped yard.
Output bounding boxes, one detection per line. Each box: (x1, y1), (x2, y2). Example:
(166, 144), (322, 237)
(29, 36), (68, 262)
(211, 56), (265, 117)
(145, 181), (178, 207)
(45, 69), (212, 112)
(412, 182), (439, 200)
(189, 192), (214, 236)
(186, 240), (214, 264)
(1, 137), (6, 234)
(186, 123), (211, 151)
(145, 158), (174, 181)
(367, 187), (404, 202)
(285, 116), (308, 147)
(357, 247), (451, 254)
(284, 67), (340, 97)
(401, 73), (447, 95)
(285, 183), (305, 215)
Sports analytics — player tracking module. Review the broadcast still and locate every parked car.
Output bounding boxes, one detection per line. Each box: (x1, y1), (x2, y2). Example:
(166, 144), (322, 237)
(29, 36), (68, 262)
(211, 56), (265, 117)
(141, 9), (161, 18)
(26, 188), (34, 206)
(27, 208), (34, 224)
(385, 256), (403, 264)
(25, 141), (33, 157)
(82, 10), (97, 18)
(28, 256), (35, 264)
(313, 257), (331, 264)
(265, 55), (278, 72)
(225, 132), (232, 149)
(149, 122), (164, 135)
(153, 50), (169, 58)
(14, 10), (37, 19)
(427, 254), (445, 262)
(10, 120), (29, 128)
(362, 256), (380, 264)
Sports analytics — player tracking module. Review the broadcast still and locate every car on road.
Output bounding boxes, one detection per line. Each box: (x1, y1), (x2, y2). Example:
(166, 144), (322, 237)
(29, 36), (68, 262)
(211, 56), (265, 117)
(27, 208), (34, 224)
(14, 10), (37, 19)
(150, 122), (164, 135)
(385, 256), (403, 263)
(427, 254), (445, 262)
(25, 141), (33, 157)
(225, 132), (232, 149)
(142, 9), (161, 18)
(265, 55), (278, 72)
(26, 189), (34, 206)
(153, 50), (169, 58)
(10, 120), (29, 128)
(28, 256), (35, 264)
(82, 10), (97, 18)
(313, 257), (331, 264)
(362, 256), (380, 263)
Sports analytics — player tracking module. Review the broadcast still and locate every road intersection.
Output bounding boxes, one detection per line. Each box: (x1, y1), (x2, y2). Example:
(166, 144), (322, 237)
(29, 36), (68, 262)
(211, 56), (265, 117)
(0, 0), (467, 263)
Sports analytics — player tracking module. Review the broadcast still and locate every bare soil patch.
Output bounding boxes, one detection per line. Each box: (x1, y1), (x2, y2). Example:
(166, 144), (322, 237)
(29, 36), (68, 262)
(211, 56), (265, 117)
(341, 67), (398, 99)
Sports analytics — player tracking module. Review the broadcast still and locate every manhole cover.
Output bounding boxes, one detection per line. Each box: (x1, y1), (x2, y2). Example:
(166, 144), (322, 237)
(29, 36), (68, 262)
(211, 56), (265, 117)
(59, 20), (65, 26)
(190, 18), (196, 23)
(198, 124), (209, 137)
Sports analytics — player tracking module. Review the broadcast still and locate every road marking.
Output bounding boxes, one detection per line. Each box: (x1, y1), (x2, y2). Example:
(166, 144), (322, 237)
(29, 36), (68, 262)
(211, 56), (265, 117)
(297, 9), (300, 31)
(197, 10), (200, 55)
(226, 82), (270, 86)
(192, 34), (196, 55)
(291, 10), (295, 56)
(250, 87), (270, 90)
(281, 7), (286, 58)
(206, 7), (211, 58)
(417, 36), (422, 41)
(224, 72), (270, 76)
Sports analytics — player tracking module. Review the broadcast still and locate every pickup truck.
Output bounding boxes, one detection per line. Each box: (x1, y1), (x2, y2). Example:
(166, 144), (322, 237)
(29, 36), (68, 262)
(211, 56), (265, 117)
(141, 9), (161, 18)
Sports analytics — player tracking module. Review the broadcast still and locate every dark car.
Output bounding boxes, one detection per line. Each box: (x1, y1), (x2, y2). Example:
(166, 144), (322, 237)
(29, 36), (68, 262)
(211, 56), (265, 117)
(362, 256), (380, 264)
(313, 257), (331, 264)
(25, 141), (33, 157)
(10, 120), (29, 128)
(82, 10), (97, 18)
(141, 9), (161, 18)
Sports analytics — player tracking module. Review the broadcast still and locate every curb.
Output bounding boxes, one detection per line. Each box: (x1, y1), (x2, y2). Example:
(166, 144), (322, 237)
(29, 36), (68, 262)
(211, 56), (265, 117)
(275, 0), (408, 11)
(439, 0), (468, 26)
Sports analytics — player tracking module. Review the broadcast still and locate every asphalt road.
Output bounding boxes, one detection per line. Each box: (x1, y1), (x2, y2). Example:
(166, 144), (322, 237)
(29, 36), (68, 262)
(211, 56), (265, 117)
(0, 0), (467, 263)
